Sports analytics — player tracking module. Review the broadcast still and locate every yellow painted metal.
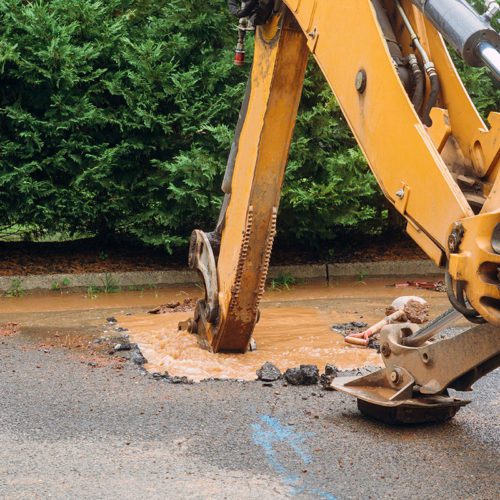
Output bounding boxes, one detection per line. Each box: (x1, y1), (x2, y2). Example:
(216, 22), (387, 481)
(205, 11), (309, 352)
(410, 4), (487, 167)
(471, 112), (500, 180)
(448, 210), (500, 324)
(281, 0), (499, 325)
(189, 0), (500, 352)
(427, 109), (451, 153)
(285, 0), (473, 250)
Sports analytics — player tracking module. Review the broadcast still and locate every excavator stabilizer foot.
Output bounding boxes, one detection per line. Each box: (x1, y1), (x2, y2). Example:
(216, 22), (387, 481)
(356, 397), (468, 425)
(332, 373), (469, 425)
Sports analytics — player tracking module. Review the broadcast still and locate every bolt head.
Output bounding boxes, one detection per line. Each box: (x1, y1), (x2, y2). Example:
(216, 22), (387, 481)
(390, 369), (401, 384)
(381, 344), (391, 357)
(448, 234), (458, 252)
(395, 189), (405, 200)
(355, 69), (367, 93)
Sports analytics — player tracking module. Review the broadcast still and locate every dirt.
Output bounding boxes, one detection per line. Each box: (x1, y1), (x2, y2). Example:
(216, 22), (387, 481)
(116, 278), (457, 382)
(119, 307), (383, 382)
(0, 233), (426, 276)
(0, 278), (460, 383)
(0, 322), (20, 336)
(17, 324), (131, 369)
(385, 298), (430, 324)
(148, 298), (196, 314)
(402, 299), (430, 323)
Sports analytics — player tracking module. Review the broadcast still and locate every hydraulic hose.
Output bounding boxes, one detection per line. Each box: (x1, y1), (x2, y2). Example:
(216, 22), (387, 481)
(421, 68), (440, 126)
(445, 270), (486, 323)
(372, 0), (412, 92)
(395, 0), (440, 125)
(228, 0), (258, 19)
(407, 54), (425, 113)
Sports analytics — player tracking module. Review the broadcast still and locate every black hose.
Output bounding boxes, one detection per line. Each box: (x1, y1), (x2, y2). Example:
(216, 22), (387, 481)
(422, 70), (440, 126)
(408, 55), (425, 113)
(228, 0), (258, 18)
(445, 270), (486, 323)
(456, 279), (487, 324)
(373, 0), (411, 92)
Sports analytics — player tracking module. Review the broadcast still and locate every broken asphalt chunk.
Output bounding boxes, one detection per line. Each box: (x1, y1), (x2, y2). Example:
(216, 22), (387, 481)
(256, 362), (281, 382)
(284, 365), (320, 386)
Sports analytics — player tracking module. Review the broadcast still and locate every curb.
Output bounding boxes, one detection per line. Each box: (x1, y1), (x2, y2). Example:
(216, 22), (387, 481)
(0, 260), (442, 292)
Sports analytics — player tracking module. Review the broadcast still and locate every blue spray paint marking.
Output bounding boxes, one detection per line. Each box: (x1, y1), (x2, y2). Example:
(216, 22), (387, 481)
(251, 415), (336, 499)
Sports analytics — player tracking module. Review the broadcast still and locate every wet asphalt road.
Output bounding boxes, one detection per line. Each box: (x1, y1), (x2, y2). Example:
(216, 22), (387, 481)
(0, 330), (498, 500)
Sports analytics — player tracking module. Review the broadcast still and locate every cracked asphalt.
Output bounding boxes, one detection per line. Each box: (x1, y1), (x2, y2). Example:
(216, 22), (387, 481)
(0, 329), (498, 499)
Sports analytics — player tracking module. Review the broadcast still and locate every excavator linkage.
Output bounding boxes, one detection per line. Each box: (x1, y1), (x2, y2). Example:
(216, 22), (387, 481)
(184, 0), (500, 423)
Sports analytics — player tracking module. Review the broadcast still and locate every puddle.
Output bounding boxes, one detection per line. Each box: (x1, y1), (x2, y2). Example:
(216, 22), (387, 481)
(0, 287), (200, 314)
(118, 307), (382, 381)
(118, 277), (456, 382)
(1, 277), (458, 382)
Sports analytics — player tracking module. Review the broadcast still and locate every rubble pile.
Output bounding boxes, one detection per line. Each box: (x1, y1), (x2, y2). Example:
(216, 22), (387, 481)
(148, 298), (195, 314)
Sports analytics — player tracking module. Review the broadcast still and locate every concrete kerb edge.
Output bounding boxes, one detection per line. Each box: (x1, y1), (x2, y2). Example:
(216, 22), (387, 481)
(0, 260), (442, 292)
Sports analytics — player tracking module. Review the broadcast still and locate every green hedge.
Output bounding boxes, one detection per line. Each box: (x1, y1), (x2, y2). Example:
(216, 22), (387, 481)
(0, 0), (497, 251)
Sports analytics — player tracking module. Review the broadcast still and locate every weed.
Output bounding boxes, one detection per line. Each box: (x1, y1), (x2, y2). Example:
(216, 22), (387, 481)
(269, 272), (296, 291)
(101, 273), (120, 293)
(86, 284), (99, 299)
(99, 251), (108, 261)
(5, 278), (25, 297)
(356, 270), (368, 285)
(51, 277), (72, 291)
(86, 274), (120, 297)
(127, 285), (145, 292)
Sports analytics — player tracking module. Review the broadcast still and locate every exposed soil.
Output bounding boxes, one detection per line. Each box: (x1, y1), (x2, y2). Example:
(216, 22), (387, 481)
(0, 322), (20, 336)
(148, 298), (196, 314)
(0, 233), (426, 276)
(0, 278), (458, 383)
(18, 324), (133, 370)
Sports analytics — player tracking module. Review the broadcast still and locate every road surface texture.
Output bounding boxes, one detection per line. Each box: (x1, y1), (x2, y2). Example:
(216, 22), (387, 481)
(0, 283), (498, 499)
(1, 336), (498, 499)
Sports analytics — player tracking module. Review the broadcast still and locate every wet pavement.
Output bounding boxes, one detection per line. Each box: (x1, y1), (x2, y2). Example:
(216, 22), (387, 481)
(0, 277), (469, 381)
(0, 279), (498, 499)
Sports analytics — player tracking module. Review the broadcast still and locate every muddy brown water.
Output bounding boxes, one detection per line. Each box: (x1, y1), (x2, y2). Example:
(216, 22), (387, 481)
(0, 278), (462, 382)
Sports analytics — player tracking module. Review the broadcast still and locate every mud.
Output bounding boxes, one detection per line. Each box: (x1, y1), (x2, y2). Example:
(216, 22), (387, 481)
(148, 298), (196, 314)
(401, 298), (430, 323)
(117, 307), (383, 382)
(0, 322), (20, 337)
(17, 325), (131, 369)
(0, 287), (201, 314)
(1, 277), (462, 383)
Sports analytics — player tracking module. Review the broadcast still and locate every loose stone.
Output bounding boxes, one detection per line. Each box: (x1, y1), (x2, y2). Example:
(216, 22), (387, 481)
(256, 362), (282, 382)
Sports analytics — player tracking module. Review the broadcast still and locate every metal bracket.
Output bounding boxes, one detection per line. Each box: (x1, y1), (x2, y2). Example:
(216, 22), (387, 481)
(394, 183), (410, 215)
(188, 230), (219, 324)
(332, 322), (500, 423)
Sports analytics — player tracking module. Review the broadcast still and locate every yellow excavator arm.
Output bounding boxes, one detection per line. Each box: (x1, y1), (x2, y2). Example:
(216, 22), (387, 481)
(183, 0), (500, 423)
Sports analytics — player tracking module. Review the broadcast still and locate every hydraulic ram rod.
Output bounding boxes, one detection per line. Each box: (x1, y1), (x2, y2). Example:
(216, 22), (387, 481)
(412, 0), (500, 79)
